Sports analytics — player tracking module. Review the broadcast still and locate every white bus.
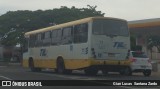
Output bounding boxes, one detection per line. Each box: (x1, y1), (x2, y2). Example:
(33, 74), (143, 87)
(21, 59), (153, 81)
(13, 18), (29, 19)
(23, 17), (131, 75)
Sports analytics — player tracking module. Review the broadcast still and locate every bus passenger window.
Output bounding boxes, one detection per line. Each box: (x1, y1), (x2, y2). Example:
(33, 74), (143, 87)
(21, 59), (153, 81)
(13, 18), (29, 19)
(74, 23), (88, 43)
(51, 30), (58, 45)
(29, 35), (36, 48)
(61, 27), (73, 44)
(43, 31), (51, 46)
(35, 33), (43, 47)
(52, 29), (62, 45)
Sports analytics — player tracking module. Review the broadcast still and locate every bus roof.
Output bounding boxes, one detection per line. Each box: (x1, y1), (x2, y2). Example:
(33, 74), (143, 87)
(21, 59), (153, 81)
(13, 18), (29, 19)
(25, 17), (126, 37)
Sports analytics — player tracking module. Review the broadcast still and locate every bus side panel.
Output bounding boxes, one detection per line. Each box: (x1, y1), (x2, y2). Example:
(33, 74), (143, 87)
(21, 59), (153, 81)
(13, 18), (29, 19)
(47, 42), (90, 70)
(22, 59), (29, 67)
(33, 47), (57, 69)
(64, 59), (91, 70)
(64, 22), (93, 70)
(41, 59), (56, 68)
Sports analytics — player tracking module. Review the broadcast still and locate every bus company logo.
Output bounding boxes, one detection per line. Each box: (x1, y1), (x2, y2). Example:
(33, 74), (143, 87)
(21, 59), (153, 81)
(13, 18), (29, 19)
(113, 42), (126, 49)
(2, 81), (11, 86)
(40, 49), (48, 56)
(81, 47), (88, 54)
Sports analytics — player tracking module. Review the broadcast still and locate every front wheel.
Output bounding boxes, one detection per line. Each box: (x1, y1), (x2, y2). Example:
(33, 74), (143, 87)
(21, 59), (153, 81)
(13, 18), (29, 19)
(29, 58), (41, 72)
(143, 70), (151, 77)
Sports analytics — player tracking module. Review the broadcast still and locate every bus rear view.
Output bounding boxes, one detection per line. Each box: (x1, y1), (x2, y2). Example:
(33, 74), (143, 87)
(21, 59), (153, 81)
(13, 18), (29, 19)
(85, 18), (131, 75)
(23, 17), (131, 76)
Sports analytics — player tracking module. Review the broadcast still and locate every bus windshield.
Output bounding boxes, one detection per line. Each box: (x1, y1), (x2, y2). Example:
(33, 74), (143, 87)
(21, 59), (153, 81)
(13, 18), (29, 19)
(92, 19), (129, 36)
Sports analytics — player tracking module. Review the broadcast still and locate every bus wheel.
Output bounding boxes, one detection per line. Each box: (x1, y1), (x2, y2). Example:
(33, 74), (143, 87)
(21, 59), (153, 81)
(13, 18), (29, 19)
(56, 58), (65, 74)
(124, 67), (132, 76)
(84, 67), (98, 76)
(143, 70), (151, 77)
(29, 58), (41, 72)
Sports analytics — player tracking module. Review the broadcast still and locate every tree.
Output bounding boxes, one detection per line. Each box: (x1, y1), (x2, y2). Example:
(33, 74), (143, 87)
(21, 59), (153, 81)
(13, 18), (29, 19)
(147, 36), (160, 53)
(0, 5), (105, 46)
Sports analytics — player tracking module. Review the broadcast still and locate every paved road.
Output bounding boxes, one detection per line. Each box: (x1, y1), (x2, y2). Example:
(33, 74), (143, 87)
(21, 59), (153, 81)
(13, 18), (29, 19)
(0, 65), (160, 89)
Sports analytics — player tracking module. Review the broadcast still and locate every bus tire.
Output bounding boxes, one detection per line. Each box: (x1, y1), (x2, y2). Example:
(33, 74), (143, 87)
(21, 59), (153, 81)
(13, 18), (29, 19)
(56, 57), (65, 74)
(56, 58), (72, 74)
(84, 67), (98, 76)
(28, 58), (41, 72)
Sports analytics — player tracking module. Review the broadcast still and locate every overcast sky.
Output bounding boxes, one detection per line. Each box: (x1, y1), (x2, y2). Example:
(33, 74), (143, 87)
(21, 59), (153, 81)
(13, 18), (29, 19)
(0, 0), (160, 21)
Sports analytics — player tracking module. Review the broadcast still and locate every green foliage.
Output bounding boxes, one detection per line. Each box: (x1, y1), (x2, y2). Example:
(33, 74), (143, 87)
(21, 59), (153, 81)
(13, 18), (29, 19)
(0, 5), (105, 46)
(147, 35), (160, 52)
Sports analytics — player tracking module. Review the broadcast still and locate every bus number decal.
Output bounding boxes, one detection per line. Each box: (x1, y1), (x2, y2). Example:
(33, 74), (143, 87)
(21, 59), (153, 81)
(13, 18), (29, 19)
(81, 47), (88, 54)
(40, 49), (47, 56)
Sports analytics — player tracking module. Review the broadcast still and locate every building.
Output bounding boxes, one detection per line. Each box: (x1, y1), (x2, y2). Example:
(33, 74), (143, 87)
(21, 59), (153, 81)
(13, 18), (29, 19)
(128, 18), (160, 60)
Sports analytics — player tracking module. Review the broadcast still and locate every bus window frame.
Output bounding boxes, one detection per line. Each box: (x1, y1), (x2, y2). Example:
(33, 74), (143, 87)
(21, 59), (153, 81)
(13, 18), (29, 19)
(73, 23), (88, 44)
(61, 26), (73, 45)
